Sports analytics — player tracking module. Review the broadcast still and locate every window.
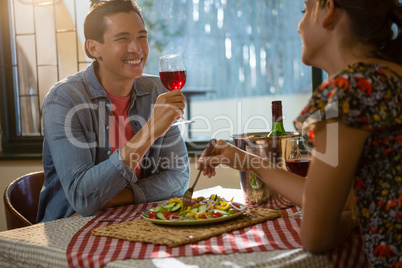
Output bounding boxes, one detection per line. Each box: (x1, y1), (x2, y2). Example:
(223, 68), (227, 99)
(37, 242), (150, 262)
(0, 0), (320, 157)
(0, 0), (91, 156)
(138, 0), (315, 147)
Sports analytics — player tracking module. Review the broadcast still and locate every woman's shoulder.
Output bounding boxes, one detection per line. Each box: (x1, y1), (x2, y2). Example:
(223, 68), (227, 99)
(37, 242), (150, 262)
(295, 61), (402, 133)
(353, 60), (402, 78)
(318, 62), (401, 98)
(332, 61), (402, 85)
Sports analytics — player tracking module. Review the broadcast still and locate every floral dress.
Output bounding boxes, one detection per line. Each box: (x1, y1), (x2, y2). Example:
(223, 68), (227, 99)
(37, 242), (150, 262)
(294, 62), (402, 267)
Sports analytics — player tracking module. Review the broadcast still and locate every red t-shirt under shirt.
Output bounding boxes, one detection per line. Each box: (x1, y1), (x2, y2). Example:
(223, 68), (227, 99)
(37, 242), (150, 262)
(106, 91), (141, 178)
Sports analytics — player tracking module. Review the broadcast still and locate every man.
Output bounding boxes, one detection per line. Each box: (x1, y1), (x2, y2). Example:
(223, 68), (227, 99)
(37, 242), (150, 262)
(37, 0), (190, 222)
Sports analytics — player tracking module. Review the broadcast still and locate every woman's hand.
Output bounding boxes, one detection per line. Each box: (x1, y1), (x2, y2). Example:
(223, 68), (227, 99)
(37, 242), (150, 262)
(197, 139), (257, 177)
(146, 90), (185, 139)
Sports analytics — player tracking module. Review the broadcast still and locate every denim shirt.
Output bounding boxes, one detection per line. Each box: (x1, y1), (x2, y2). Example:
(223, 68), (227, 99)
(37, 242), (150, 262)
(38, 62), (190, 222)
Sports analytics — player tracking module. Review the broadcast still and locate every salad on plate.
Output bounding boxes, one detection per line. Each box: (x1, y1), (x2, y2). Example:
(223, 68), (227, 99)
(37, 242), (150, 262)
(142, 194), (247, 225)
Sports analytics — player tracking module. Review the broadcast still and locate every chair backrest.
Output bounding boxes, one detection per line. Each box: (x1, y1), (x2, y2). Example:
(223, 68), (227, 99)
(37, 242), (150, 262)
(3, 171), (45, 230)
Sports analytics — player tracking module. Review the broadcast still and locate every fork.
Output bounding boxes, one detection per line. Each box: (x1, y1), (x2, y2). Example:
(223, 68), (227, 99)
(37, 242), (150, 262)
(182, 139), (217, 209)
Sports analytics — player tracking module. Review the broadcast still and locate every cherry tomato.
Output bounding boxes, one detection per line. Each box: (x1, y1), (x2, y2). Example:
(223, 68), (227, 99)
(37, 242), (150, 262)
(197, 213), (207, 219)
(148, 211), (157, 219)
(169, 212), (180, 220)
(212, 212), (222, 218)
(162, 211), (172, 219)
(230, 202), (243, 210)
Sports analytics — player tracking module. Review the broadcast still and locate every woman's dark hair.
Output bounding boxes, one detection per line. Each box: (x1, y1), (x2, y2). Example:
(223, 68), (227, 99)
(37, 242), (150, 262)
(319, 0), (402, 64)
(84, 0), (144, 59)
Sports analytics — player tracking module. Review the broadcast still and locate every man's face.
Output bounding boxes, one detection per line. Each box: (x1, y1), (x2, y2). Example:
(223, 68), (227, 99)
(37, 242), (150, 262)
(92, 11), (149, 84)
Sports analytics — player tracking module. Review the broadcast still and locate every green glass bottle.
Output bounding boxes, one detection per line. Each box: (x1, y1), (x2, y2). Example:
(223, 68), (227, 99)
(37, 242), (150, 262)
(267, 100), (288, 137)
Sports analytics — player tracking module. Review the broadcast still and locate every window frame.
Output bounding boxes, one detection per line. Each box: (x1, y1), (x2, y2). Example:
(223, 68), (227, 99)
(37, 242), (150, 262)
(0, 0), (42, 159)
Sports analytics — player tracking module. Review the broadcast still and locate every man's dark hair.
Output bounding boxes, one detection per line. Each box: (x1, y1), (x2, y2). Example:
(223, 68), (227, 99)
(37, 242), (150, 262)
(84, 0), (144, 59)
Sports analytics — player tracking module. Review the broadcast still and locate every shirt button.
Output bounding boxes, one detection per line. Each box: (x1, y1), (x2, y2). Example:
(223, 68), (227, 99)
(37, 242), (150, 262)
(107, 151), (111, 155)
(106, 125), (109, 130)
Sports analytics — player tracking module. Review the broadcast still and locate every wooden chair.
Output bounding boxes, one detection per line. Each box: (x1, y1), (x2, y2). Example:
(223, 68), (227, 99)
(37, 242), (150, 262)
(3, 171), (45, 230)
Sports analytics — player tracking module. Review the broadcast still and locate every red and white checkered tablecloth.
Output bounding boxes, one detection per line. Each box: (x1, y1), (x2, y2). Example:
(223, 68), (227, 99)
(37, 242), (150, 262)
(66, 195), (366, 268)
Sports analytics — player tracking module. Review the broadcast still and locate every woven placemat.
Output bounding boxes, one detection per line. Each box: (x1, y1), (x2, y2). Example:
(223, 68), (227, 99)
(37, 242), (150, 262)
(92, 208), (283, 247)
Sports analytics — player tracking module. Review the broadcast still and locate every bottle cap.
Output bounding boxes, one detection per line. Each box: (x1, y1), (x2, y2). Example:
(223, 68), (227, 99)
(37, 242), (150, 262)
(272, 100), (282, 109)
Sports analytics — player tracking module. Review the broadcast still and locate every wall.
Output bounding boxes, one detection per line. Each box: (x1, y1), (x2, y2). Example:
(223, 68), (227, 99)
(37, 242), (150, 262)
(0, 157), (240, 232)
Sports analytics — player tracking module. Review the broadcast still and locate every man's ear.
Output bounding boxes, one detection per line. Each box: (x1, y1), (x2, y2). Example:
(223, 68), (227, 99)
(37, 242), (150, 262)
(86, 39), (102, 60)
(322, 0), (337, 30)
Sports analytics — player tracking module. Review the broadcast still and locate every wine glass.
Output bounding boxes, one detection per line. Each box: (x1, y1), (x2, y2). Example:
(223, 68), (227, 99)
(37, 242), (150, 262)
(285, 136), (312, 219)
(159, 54), (194, 125)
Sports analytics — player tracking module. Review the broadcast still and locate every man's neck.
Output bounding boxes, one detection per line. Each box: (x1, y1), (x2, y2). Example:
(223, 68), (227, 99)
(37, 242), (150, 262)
(94, 62), (134, 97)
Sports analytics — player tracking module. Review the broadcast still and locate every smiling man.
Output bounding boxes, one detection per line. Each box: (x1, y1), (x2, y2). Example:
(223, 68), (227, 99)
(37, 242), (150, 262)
(37, 0), (190, 222)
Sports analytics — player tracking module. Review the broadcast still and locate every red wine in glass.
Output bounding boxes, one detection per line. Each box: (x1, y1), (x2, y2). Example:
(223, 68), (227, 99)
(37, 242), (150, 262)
(159, 70), (187, 91)
(285, 158), (311, 177)
(285, 137), (311, 219)
(158, 54), (194, 125)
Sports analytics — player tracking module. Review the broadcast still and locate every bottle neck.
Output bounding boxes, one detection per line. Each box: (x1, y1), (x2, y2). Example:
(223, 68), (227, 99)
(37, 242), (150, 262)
(267, 101), (287, 137)
(272, 108), (283, 123)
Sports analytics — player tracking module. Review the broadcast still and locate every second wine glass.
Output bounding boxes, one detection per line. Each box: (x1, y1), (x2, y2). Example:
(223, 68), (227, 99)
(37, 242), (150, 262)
(285, 136), (312, 219)
(159, 54), (193, 125)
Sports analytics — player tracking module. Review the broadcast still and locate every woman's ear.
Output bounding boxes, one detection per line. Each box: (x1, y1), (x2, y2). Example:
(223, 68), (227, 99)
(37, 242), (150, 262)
(86, 39), (101, 60)
(322, 0), (338, 30)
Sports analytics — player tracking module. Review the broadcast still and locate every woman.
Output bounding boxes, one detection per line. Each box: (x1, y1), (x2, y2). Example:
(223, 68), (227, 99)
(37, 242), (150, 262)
(199, 0), (402, 267)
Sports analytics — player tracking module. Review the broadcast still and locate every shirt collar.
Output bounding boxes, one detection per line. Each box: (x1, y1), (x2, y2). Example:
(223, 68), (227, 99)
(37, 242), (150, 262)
(83, 61), (150, 100)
